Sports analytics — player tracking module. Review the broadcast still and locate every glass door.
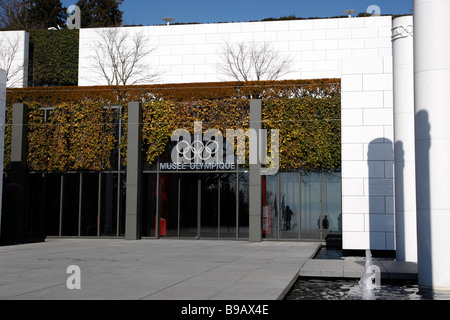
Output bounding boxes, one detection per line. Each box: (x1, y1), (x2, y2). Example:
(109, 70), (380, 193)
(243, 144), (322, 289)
(219, 174), (237, 238)
(200, 175), (219, 238)
(157, 172), (241, 239)
(179, 174), (199, 238)
(160, 173), (179, 237)
(280, 172), (300, 239)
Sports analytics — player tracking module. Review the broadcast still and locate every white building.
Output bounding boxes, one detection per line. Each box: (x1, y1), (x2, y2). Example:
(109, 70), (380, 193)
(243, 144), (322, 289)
(79, 16), (395, 253)
(0, 16), (402, 254)
(4, 0), (450, 290)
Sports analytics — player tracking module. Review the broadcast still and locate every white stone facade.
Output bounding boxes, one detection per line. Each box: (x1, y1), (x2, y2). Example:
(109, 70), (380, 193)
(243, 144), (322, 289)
(341, 55), (394, 251)
(0, 31), (28, 88)
(78, 16), (393, 85)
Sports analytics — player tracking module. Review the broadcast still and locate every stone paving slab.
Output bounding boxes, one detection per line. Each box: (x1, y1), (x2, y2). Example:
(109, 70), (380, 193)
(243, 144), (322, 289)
(0, 239), (321, 300)
(378, 261), (418, 280)
(299, 258), (417, 280)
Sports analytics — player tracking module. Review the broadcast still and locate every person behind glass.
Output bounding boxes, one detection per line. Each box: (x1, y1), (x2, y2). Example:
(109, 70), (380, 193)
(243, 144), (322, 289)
(317, 215), (330, 230)
(285, 206), (293, 230)
(322, 215), (329, 230)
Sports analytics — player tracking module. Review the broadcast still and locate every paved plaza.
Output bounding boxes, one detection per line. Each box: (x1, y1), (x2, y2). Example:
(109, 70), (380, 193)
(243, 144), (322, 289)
(0, 239), (321, 300)
(0, 238), (419, 300)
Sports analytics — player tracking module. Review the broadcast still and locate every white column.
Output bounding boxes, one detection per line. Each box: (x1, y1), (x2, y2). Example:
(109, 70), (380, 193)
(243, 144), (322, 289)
(392, 16), (417, 262)
(0, 69), (6, 239)
(414, 0), (450, 291)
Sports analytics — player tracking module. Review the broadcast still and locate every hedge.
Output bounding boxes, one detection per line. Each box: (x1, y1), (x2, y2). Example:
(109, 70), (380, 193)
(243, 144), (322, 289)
(263, 96), (341, 171)
(4, 80), (341, 172)
(7, 79), (340, 105)
(29, 29), (79, 87)
(26, 101), (116, 172)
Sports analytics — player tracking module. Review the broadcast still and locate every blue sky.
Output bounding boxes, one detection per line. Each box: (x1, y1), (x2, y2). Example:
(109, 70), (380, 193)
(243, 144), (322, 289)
(62, 0), (413, 26)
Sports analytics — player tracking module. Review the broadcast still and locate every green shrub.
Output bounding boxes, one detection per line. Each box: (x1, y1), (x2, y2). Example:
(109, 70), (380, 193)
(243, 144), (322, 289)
(30, 29), (79, 86)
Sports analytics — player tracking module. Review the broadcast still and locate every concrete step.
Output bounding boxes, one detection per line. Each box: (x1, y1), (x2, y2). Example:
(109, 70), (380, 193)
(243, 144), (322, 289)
(299, 259), (418, 280)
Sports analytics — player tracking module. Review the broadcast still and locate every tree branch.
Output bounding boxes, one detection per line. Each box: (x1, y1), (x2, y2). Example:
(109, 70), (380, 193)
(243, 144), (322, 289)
(218, 41), (293, 82)
(90, 27), (160, 86)
(0, 34), (25, 87)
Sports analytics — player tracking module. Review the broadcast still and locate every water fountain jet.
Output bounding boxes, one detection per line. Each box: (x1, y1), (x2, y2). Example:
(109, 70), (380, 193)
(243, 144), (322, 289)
(359, 249), (377, 300)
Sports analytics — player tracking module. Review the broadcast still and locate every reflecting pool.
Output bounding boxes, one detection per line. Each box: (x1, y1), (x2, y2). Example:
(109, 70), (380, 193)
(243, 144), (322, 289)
(285, 278), (450, 300)
(286, 246), (450, 300)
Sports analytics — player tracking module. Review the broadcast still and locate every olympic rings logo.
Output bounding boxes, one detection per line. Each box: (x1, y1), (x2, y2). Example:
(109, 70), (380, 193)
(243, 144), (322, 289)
(169, 121), (280, 175)
(175, 139), (220, 161)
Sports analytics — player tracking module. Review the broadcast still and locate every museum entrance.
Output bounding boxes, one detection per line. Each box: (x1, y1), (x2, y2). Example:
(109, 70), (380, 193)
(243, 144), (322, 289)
(155, 172), (247, 239)
(141, 169), (341, 241)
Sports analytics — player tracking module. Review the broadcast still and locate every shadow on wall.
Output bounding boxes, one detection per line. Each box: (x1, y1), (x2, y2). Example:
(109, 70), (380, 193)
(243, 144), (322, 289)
(414, 110), (431, 286)
(394, 140), (405, 259)
(367, 138), (393, 251)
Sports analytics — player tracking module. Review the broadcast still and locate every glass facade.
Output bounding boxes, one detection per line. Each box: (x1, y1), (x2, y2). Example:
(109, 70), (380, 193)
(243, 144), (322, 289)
(263, 172), (342, 240)
(220, 174), (237, 238)
(7, 104), (341, 242)
(22, 172), (126, 238)
(18, 169), (340, 241)
(138, 166), (340, 240)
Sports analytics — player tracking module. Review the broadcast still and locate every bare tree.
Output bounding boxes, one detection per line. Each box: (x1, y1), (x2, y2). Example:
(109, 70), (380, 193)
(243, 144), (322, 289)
(218, 41), (293, 82)
(0, 35), (26, 87)
(90, 28), (159, 86)
(0, 0), (28, 30)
